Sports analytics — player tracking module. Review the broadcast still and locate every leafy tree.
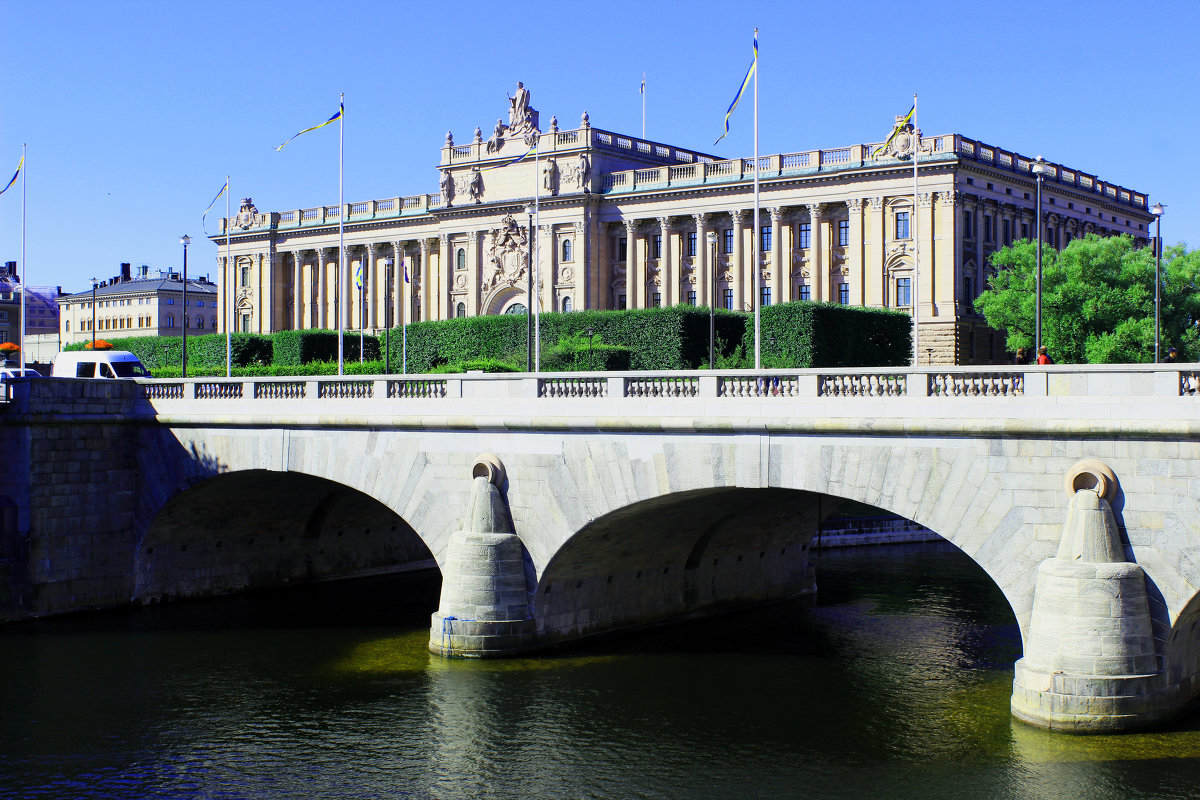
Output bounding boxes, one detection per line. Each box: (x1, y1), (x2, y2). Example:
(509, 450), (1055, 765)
(975, 234), (1200, 363)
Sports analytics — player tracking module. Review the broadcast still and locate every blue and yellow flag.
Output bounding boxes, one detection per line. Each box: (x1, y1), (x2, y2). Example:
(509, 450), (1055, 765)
(872, 104), (915, 158)
(714, 31), (758, 145)
(482, 142), (538, 172)
(201, 179), (229, 235)
(275, 102), (343, 151)
(354, 262), (364, 290)
(0, 153), (23, 196)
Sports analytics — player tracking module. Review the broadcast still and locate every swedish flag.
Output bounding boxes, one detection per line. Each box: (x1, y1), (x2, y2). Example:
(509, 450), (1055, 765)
(0, 153), (23, 196)
(201, 179), (229, 235)
(872, 105), (915, 158)
(714, 31), (757, 145)
(276, 102), (343, 151)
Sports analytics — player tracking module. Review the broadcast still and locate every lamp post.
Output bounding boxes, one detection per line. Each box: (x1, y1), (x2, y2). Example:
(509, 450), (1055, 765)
(1031, 156), (1052, 355)
(1150, 202), (1165, 362)
(180, 234), (190, 377)
(383, 257), (393, 374)
(707, 231), (718, 369)
(586, 327), (594, 371)
(90, 277), (98, 349)
(526, 204), (534, 372)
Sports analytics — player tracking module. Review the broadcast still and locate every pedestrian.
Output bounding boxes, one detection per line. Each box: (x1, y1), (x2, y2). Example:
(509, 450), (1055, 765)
(1015, 347), (1028, 365)
(1164, 347), (1179, 363)
(1036, 346), (1053, 365)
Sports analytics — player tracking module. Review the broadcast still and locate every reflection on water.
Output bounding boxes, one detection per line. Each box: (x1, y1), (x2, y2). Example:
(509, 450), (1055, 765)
(2, 543), (1200, 799)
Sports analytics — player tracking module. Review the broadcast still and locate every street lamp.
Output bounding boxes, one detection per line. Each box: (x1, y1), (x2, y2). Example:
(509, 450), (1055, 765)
(1150, 202), (1166, 362)
(1031, 156), (1052, 355)
(707, 231), (718, 369)
(180, 234), (190, 377)
(382, 257), (393, 374)
(90, 277), (98, 349)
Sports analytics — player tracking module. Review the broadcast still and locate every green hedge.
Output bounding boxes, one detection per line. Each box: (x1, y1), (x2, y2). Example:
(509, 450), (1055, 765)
(65, 332), (273, 369)
(273, 330), (380, 365)
(384, 306), (746, 373)
(743, 302), (912, 368)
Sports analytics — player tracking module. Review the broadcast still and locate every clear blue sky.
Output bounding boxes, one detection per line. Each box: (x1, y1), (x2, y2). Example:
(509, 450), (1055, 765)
(2, 0), (1196, 294)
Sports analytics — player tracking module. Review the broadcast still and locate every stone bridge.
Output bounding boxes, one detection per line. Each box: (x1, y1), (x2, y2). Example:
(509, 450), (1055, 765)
(2, 365), (1199, 733)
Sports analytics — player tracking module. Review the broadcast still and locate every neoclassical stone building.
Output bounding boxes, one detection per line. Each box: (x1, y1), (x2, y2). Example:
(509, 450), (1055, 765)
(211, 85), (1154, 364)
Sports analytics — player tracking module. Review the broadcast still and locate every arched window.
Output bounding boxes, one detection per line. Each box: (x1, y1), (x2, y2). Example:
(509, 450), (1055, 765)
(210, 316), (217, 329)
(561, 296), (572, 312)
(504, 303), (527, 316)
(167, 315), (175, 328)
(561, 239), (572, 262)
(456, 302), (466, 318)
(456, 248), (466, 270)
(65, 320), (70, 332)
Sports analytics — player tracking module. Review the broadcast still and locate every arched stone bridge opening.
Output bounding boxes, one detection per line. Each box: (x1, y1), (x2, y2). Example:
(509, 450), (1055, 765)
(136, 469), (436, 604)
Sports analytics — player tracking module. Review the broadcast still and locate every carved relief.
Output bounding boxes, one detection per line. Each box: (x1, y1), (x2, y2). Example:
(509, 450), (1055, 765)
(483, 215), (529, 290)
(235, 198), (261, 230)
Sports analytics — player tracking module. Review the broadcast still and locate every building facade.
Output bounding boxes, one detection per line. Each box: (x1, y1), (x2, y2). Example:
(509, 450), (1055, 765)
(211, 85), (1154, 364)
(57, 263), (219, 347)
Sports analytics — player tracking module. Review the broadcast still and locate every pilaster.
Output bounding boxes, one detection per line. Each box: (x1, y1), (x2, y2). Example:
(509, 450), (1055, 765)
(658, 217), (674, 307)
(730, 210), (746, 310)
(624, 219), (639, 309)
(806, 204), (824, 302)
(438, 234), (451, 321)
(769, 208), (785, 306)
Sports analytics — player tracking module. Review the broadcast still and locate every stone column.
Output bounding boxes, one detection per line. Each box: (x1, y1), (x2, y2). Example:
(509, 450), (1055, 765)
(364, 243), (379, 330)
(730, 210), (746, 310)
(540, 224), (555, 314)
(468, 231), (482, 317)
(806, 204), (824, 302)
(693, 214), (710, 307)
(917, 193), (937, 320)
(658, 217), (673, 307)
(769, 207), (785, 306)
(418, 239), (431, 322)
(317, 248), (333, 329)
(291, 251), (303, 330)
(1011, 461), (1163, 732)
(573, 219), (588, 312)
(429, 456), (536, 657)
(624, 219), (639, 309)
(438, 234), (451, 321)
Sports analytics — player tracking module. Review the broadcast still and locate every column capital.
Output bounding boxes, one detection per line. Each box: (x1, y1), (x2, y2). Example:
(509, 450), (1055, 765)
(806, 203), (824, 220)
(769, 206), (786, 222)
(623, 218), (639, 233)
(938, 190), (962, 208)
(657, 215), (672, 231)
(693, 212), (711, 226)
(868, 196), (884, 211)
(730, 209), (747, 224)
(918, 192), (934, 209)
(846, 198), (863, 214)
(438, 233), (450, 246)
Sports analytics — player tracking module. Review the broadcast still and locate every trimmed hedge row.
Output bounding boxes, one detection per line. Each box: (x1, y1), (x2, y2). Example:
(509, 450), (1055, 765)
(68, 303), (911, 374)
(746, 302), (912, 368)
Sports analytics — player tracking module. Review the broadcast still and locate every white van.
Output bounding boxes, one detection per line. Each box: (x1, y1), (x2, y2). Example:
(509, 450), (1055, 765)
(51, 350), (152, 379)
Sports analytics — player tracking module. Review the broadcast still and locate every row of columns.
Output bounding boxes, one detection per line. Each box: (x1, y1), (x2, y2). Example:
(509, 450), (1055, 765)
(615, 204), (847, 312)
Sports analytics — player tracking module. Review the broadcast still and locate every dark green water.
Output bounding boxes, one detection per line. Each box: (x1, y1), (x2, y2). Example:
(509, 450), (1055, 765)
(4, 542), (1200, 800)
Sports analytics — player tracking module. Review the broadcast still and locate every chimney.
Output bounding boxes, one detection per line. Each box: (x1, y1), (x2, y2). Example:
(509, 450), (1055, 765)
(2, 261), (14, 277)
(120, 262), (131, 282)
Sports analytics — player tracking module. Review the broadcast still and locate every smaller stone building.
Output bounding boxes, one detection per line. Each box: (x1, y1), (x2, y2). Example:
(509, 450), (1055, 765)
(57, 263), (219, 347)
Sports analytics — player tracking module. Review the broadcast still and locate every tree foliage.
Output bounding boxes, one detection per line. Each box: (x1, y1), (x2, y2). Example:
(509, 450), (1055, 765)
(975, 234), (1200, 363)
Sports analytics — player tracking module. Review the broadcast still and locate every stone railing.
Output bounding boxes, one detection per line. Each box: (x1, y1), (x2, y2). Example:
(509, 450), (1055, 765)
(131, 366), (1199, 412)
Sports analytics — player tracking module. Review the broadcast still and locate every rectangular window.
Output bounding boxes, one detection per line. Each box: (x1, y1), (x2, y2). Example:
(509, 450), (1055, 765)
(617, 294), (627, 310)
(798, 223), (811, 249)
(838, 220), (849, 247)
(167, 298), (174, 305)
(799, 284), (811, 301)
(687, 232), (697, 257)
(722, 229), (734, 255)
(962, 210), (973, 239)
(896, 277), (912, 307)
(686, 290), (697, 306)
(761, 287), (772, 307)
(964, 276), (975, 301)
(722, 288), (733, 310)
(240, 313), (251, 333)
(652, 235), (662, 260)
(838, 284), (850, 305)
(760, 226), (772, 252)
(652, 292), (661, 307)
(240, 266), (250, 287)
(1021, 222), (1029, 240)
(984, 215), (993, 242)
(617, 238), (627, 260)
(1003, 219), (1011, 245)
(896, 211), (910, 240)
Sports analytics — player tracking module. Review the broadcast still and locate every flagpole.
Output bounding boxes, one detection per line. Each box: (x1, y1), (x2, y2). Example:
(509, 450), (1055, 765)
(225, 175), (232, 377)
(533, 133), (541, 371)
(642, 73), (646, 139)
(752, 30), (761, 371)
(912, 92), (920, 367)
(402, 256), (408, 375)
(19, 144), (26, 373)
(337, 92), (345, 376)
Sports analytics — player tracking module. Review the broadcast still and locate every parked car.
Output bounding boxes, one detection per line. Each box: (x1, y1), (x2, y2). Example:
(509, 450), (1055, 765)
(0, 366), (40, 379)
(51, 350), (151, 379)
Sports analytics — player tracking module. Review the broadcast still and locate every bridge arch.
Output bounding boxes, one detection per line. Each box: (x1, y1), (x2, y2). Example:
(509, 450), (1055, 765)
(134, 469), (434, 602)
